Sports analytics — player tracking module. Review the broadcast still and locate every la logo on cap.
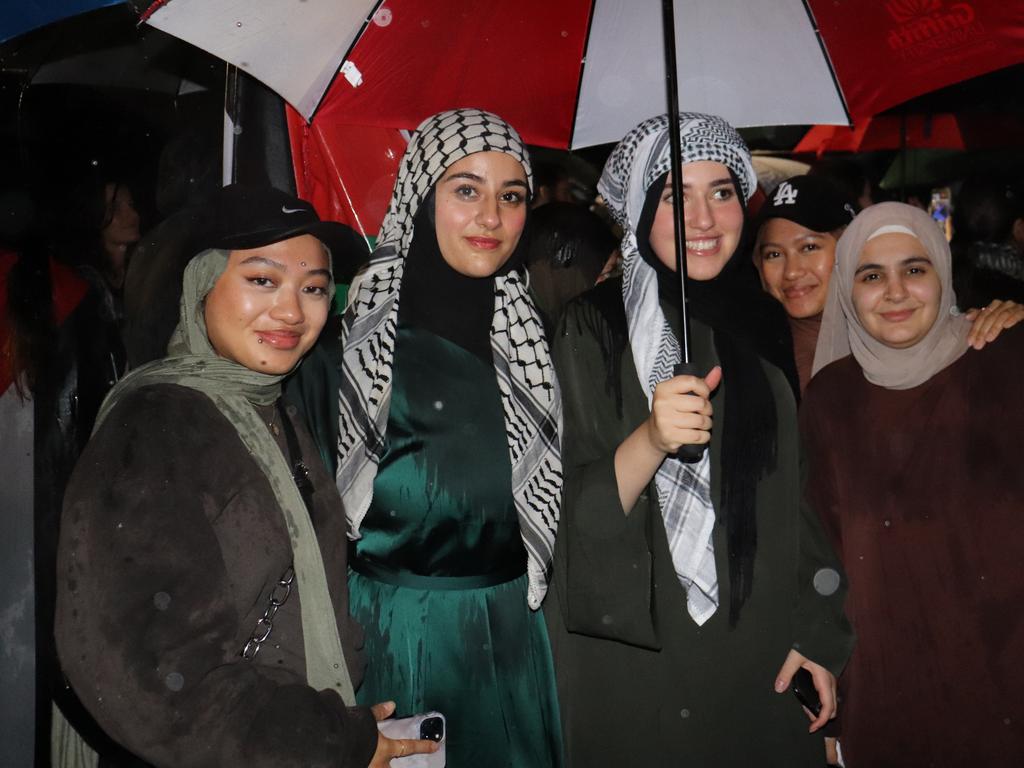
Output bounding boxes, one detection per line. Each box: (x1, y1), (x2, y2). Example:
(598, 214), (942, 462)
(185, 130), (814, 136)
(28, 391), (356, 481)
(773, 182), (798, 206)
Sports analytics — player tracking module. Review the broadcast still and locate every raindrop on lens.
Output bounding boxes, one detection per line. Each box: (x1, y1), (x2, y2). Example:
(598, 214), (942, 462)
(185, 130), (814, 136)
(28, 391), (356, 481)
(165, 672), (185, 691)
(813, 568), (841, 596)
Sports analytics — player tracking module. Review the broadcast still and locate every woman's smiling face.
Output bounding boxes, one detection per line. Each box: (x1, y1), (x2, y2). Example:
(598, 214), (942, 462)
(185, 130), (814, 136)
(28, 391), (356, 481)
(648, 161), (744, 281)
(851, 231), (942, 349)
(204, 235), (332, 374)
(434, 151), (530, 278)
(755, 218), (838, 319)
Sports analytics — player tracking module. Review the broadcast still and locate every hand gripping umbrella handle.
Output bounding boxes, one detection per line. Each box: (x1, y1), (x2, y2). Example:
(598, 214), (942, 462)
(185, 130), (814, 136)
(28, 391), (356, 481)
(672, 361), (707, 463)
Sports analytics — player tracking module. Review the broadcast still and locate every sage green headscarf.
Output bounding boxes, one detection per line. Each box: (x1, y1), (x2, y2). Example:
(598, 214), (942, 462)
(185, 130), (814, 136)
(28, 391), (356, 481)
(94, 247), (353, 702)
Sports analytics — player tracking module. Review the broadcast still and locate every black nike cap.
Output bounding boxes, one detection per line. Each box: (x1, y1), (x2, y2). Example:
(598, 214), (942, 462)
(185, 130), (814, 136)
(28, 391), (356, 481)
(199, 183), (360, 255)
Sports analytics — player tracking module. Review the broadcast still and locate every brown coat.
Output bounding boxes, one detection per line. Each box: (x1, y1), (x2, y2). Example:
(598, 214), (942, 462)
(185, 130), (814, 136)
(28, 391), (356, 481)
(56, 384), (377, 768)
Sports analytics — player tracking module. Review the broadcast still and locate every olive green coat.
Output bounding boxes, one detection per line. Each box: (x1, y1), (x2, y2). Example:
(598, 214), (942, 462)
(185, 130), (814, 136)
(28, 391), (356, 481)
(544, 280), (854, 767)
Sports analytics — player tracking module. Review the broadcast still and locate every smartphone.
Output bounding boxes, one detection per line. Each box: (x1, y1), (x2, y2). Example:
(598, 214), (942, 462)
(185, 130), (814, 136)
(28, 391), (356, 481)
(790, 668), (822, 717)
(377, 712), (446, 767)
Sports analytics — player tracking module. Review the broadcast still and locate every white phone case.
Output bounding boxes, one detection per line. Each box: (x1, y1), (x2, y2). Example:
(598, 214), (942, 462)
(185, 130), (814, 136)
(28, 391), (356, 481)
(376, 711), (446, 768)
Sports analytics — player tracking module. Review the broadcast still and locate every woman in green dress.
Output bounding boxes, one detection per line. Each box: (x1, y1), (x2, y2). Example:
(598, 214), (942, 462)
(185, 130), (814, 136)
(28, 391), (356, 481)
(336, 110), (564, 767)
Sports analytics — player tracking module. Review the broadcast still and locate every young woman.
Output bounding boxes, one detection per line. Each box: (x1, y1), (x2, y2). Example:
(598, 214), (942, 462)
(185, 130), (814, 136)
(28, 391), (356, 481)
(337, 110), (564, 767)
(55, 185), (435, 768)
(544, 113), (853, 766)
(752, 175), (1023, 394)
(801, 202), (1024, 765)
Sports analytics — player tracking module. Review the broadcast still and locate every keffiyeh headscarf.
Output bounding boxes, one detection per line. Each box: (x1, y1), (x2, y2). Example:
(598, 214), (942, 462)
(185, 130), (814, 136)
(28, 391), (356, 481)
(813, 201), (970, 388)
(336, 109), (563, 610)
(598, 114), (757, 626)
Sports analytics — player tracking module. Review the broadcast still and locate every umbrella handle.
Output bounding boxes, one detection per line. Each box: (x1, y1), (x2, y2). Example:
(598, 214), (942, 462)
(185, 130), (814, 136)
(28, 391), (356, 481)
(672, 361), (708, 463)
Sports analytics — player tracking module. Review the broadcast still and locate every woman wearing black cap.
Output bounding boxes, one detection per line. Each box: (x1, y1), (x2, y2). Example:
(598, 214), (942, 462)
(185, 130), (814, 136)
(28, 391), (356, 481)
(752, 175), (1023, 394)
(54, 185), (436, 768)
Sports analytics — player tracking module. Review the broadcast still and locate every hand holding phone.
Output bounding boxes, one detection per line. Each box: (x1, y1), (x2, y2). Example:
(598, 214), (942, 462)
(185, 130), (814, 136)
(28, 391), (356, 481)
(377, 712), (446, 768)
(790, 668), (822, 717)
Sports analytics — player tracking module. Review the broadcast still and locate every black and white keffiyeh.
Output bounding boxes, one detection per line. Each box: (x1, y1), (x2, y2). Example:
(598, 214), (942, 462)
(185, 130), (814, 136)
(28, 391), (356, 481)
(336, 109), (563, 610)
(597, 114), (756, 625)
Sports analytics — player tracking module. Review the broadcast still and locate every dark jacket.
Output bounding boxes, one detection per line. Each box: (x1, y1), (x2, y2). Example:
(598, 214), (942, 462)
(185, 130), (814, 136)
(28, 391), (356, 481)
(544, 279), (854, 766)
(55, 384), (377, 768)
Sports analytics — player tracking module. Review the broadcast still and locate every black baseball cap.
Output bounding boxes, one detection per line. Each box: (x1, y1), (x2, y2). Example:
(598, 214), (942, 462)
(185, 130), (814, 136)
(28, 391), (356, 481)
(755, 175), (856, 235)
(198, 184), (368, 277)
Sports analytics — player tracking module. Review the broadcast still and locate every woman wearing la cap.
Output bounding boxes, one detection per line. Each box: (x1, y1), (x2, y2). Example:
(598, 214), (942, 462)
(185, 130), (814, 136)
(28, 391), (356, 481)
(753, 175), (1024, 394)
(337, 110), (564, 767)
(544, 113), (853, 766)
(54, 184), (436, 768)
(800, 202), (1024, 764)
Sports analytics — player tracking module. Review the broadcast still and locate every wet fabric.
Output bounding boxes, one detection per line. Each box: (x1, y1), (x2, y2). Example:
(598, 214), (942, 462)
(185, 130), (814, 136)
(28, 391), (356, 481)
(349, 326), (563, 767)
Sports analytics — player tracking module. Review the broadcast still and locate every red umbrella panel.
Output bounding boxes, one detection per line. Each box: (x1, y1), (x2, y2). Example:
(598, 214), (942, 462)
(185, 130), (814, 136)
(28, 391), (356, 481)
(286, 109), (406, 243)
(794, 112), (1024, 155)
(807, 0), (1024, 120)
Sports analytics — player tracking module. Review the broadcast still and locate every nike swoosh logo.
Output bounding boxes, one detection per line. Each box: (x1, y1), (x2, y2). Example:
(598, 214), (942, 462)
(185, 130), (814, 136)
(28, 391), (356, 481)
(281, 206), (305, 214)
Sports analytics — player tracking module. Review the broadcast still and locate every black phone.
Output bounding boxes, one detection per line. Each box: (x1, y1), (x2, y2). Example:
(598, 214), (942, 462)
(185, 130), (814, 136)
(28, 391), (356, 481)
(791, 668), (822, 716)
(418, 715), (445, 742)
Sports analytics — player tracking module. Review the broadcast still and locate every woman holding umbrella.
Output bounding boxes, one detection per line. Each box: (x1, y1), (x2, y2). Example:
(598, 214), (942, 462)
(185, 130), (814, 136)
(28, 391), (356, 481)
(801, 202), (1024, 765)
(336, 110), (564, 767)
(544, 113), (853, 766)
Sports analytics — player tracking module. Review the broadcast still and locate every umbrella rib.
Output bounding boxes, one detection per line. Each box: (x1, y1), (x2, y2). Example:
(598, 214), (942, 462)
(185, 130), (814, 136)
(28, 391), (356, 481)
(314, 129), (373, 245)
(567, 0), (600, 150)
(799, 0), (851, 126)
(309, 0), (389, 121)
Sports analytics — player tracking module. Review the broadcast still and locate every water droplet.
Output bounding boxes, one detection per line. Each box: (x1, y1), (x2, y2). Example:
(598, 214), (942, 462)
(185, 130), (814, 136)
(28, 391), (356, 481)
(235, 21), (243, 28)
(813, 567), (841, 596)
(153, 591), (171, 611)
(680, 708), (690, 719)
(165, 672), (185, 691)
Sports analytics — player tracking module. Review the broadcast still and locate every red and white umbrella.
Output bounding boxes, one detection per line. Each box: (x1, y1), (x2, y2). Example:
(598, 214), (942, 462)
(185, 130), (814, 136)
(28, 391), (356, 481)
(143, 0), (1024, 148)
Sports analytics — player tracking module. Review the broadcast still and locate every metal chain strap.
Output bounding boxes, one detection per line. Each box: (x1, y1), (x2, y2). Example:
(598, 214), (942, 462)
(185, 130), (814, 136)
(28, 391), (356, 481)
(241, 566), (295, 660)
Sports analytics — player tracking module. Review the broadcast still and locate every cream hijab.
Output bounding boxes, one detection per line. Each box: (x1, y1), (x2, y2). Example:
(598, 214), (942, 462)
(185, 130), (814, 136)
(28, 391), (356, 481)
(812, 201), (970, 389)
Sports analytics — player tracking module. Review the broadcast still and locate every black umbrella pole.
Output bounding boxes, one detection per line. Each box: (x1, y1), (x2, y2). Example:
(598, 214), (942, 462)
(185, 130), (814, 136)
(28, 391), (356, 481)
(661, 0), (704, 462)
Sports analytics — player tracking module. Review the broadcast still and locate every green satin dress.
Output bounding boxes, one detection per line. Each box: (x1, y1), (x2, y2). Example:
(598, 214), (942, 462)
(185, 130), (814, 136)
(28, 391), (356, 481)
(349, 326), (563, 768)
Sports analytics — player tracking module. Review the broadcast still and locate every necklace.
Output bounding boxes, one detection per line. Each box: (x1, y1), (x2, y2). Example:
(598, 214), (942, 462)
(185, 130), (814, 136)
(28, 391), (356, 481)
(266, 409), (281, 436)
